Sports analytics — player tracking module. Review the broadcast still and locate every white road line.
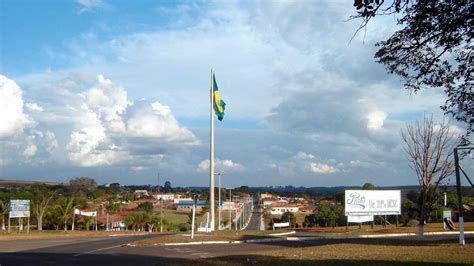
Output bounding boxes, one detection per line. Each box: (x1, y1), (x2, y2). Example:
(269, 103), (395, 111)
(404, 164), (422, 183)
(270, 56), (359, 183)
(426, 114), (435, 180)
(72, 244), (123, 257)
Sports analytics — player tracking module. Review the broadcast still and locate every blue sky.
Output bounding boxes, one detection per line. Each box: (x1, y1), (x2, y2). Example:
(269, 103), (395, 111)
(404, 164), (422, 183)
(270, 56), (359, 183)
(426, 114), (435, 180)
(0, 0), (470, 187)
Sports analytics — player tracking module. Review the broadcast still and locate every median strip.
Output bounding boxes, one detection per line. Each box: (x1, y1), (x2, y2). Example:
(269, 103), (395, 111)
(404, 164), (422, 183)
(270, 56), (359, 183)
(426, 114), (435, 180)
(143, 231), (474, 246)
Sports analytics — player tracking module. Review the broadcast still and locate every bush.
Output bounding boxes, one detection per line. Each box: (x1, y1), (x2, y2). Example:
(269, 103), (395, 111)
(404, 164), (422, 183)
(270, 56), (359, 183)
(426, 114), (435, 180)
(406, 219), (419, 227)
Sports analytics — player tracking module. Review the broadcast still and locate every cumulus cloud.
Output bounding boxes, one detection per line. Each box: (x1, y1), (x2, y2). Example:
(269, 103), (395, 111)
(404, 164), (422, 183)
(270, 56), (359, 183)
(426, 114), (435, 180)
(63, 74), (198, 167)
(274, 151), (340, 177)
(23, 143), (38, 158)
(80, 75), (128, 133)
(309, 162), (337, 174)
(0, 75), (34, 138)
(197, 158), (245, 173)
(125, 100), (197, 143)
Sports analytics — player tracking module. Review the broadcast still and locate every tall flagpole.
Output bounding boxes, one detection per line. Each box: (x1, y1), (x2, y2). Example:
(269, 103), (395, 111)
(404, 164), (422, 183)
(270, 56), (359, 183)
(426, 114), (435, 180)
(209, 69), (215, 231)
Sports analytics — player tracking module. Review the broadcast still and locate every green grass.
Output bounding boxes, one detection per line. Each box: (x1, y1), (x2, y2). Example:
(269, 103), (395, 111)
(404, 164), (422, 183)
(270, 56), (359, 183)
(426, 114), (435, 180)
(159, 209), (191, 225)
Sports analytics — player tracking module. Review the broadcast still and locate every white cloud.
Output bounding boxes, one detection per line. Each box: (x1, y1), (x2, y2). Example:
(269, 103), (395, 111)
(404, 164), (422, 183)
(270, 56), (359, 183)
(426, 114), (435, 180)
(274, 151), (340, 177)
(296, 152), (315, 160)
(56, 74), (198, 167)
(125, 100), (197, 144)
(23, 143), (38, 158)
(367, 111), (387, 130)
(80, 74), (128, 133)
(26, 102), (44, 112)
(44, 131), (59, 153)
(197, 158), (245, 173)
(0, 75), (34, 138)
(131, 166), (147, 171)
(309, 162), (337, 174)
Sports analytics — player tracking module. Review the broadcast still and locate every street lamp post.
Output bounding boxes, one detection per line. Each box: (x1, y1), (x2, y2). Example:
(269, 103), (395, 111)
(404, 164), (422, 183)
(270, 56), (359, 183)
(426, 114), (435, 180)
(228, 188), (232, 231)
(157, 173), (163, 233)
(215, 173), (224, 230)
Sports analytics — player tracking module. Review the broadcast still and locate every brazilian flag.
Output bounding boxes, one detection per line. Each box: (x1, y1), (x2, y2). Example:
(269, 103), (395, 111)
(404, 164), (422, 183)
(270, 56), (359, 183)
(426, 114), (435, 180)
(213, 74), (226, 121)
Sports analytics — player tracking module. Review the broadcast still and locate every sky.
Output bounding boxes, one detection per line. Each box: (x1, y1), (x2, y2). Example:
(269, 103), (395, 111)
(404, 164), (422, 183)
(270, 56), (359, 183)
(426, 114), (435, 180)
(0, 0), (471, 187)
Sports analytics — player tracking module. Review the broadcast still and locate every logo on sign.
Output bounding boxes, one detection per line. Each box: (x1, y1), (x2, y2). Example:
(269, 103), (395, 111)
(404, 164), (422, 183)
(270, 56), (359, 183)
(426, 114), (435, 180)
(346, 192), (365, 209)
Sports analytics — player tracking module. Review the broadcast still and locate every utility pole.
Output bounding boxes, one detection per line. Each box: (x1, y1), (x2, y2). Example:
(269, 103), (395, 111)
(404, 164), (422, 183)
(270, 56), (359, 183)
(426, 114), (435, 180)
(229, 188), (232, 231)
(454, 146), (474, 246)
(215, 172), (224, 230)
(158, 173), (163, 233)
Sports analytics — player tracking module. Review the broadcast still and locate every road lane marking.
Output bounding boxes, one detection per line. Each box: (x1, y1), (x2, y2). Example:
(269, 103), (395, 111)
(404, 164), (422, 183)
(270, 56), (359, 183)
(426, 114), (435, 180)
(72, 244), (124, 257)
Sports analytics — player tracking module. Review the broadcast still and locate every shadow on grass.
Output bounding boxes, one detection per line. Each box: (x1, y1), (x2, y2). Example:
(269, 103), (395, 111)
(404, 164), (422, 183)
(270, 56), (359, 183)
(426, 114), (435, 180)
(0, 252), (467, 266)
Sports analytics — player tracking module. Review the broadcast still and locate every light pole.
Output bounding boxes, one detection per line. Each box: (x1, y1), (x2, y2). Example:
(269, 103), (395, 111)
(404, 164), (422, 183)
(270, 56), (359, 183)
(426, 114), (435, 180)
(158, 173), (163, 233)
(228, 188), (232, 231)
(191, 194), (198, 239)
(215, 173), (224, 230)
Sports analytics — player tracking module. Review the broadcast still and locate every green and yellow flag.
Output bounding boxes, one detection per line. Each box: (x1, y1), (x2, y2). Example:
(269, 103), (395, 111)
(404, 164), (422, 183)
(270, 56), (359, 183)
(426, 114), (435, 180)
(212, 74), (226, 121)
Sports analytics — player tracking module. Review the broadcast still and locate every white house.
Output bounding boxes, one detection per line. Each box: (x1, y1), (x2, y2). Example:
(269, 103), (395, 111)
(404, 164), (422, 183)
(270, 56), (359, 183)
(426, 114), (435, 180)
(263, 200), (277, 207)
(271, 206), (299, 215)
(134, 190), (149, 196)
(156, 194), (175, 201)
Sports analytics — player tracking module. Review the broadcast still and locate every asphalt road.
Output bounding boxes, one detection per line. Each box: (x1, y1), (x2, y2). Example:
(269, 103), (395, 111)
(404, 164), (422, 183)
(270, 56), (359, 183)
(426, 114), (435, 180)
(1, 232), (472, 265)
(244, 203), (263, 230)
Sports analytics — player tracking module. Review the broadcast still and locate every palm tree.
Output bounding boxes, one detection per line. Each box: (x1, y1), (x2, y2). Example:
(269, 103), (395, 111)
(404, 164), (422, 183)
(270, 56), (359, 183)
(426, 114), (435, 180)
(57, 197), (75, 231)
(0, 200), (8, 230)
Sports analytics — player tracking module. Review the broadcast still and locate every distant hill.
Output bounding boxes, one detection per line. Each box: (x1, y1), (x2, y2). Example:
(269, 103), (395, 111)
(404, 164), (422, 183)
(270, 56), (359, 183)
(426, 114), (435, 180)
(0, 179), (66, 187)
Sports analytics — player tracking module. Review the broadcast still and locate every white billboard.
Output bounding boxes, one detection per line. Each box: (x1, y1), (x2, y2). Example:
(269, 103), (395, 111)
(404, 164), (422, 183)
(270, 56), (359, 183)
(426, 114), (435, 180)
(74, 209), (97, 217)
(345, 190), (401, 216)
(9, 200), (30, 218)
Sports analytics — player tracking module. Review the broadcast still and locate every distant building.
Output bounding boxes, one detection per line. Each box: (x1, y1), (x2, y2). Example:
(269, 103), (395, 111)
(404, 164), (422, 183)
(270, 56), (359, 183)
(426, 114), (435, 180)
(260, 193), (276, 199)
(271, 206), (299, 215)
(134, 190), (149, 197)
(174, 198), (192, 204)
(175, 201), (207, 212)
(263, 200), (277, 207)
(155, 194), (175, 201)
(298, 206), (318, 213)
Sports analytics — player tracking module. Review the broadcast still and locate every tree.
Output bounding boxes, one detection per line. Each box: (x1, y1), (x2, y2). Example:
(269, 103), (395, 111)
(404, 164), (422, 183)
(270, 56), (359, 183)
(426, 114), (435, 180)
(164, 181), (172, 192)
(30, 184), (56, 231)
(281, 211), (297, 228)
(362, 182), (375, 190)
(401, 115), (456, 239)
(316, 203), (345, 228)
(137, 202), (154, 213)
(69, 177), (97, 196)
(0, 200), (8, 230)
(56, 197), (75, 231)
(303, 213), (317, 227)
(352, 0), (473, 140)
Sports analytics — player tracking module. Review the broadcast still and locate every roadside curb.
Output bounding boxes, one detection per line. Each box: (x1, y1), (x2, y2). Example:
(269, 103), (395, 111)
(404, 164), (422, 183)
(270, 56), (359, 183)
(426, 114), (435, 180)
(268, 230), (296, 236)
(157, 231), (474, 246)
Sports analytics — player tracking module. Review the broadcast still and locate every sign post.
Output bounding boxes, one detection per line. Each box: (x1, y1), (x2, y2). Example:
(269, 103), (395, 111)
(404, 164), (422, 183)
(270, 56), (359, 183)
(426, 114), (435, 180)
(8, 200), (30, 233)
